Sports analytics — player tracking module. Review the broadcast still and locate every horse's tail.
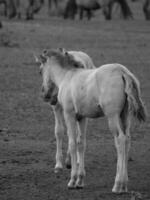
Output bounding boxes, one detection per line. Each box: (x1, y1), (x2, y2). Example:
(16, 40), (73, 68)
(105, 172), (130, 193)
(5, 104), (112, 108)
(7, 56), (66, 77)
(122, 72), (147, 122)
(117, 0), (133, 19)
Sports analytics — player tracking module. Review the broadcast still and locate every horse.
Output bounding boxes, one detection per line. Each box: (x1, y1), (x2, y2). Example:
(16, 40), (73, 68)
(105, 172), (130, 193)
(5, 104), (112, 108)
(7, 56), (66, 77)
(36, 48), (146, 193)
(143, 0), (150, 19)
(76, 0), (101, 20)
(102, 0), (133, 20)
(0, 0), (7, 16)
(131, 0), (150, 20)
(35, 48), (95, 172)
(1, 0), (43, 19)
(64, 0), (133, 20)
(48, 0), (58, 10)
(64, 0), (77, 20)
(64, 0), (100, 20)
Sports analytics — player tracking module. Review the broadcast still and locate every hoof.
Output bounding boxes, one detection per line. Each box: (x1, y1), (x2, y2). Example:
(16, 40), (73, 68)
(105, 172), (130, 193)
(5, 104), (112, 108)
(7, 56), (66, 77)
(65, 153), (71, 169)
(75, 175), (84, 189)
(65, 157), (71, 169)
(68, 179), (77, 189)
(54, 167), (63, 174)
(75, 183), (84, 189)
(66, 163), (71, 169)
(112, 182), (128, 194)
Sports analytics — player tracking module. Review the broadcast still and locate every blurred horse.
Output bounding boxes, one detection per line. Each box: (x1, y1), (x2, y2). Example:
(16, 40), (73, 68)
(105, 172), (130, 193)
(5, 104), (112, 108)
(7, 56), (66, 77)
(64, 0), (77, 19)
(1, 0), (43, 19)
(35, 48), (95, 172)
(37, 48), (146, 193)
(0, 0), (17, 18)
(48, 0), (58, 10)
(102, 0), (133, 20)
(64, 0), (132, 20)
(26, 0), (44, 20)
(64, 0), (100, 20)
(143, 0), (150, 19)
(0, 0), (7, 16)
(131, 0), (150, 20)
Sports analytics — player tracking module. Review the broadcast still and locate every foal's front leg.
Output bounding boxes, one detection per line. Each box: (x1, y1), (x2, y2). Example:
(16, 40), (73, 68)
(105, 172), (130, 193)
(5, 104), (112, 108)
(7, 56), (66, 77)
(76, 118), (87, 188)
(52, 104), (65, 173)
(64, 112), (78, 188)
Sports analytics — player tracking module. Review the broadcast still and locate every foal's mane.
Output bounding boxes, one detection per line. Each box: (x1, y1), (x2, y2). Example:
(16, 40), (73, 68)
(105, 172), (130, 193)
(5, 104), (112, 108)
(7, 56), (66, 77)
(43, 49), (84, 69)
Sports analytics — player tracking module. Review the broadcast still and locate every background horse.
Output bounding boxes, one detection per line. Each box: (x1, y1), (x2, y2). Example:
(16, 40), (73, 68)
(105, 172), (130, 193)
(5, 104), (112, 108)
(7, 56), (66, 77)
(37, 49), (146, 193)
(64, 0), (133, 20)
(0, 0), (44, 19)
(36, 48), (95, 173)
(131, 0), (150, 20)
(143, 0), (150, 19)
(0, 0), (7, 16)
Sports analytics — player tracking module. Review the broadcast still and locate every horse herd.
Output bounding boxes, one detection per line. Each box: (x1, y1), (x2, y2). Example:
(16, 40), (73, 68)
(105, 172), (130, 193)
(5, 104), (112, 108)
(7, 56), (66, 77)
(0, 0), (150, 21)
(35, 48), (146, 193)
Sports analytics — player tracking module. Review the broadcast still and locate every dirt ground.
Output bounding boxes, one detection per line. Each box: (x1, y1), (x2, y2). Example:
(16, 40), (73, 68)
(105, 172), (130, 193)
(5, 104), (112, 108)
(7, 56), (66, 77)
(0, 2), (150, 200)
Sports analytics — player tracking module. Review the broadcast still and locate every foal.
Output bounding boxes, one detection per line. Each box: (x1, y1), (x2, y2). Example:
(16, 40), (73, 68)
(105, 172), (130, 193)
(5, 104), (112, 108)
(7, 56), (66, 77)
(37, 49), (146, 193)
(37, 48), (95, 172)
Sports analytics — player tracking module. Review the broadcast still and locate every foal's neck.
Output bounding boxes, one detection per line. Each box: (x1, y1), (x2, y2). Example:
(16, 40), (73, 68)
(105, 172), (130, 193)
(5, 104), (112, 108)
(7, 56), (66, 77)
(50, 62), (69, 87)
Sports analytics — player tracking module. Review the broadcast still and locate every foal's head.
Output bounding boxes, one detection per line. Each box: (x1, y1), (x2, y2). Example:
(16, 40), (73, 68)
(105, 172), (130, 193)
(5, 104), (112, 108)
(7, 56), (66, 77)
(35, 48), (84, 104)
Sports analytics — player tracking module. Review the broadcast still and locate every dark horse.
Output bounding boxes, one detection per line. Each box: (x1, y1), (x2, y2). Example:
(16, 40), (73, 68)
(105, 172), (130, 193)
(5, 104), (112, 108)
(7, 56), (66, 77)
(0, 0), (7, 16)
(48, 0), (58, 9)
(0, 0), (44, 19)
(64, 0), (77, 19)
(131, 0), (150, 20)
(143, 0), (150, 20)
(64, 0), (100, 20)
(64, 0), (133, 20)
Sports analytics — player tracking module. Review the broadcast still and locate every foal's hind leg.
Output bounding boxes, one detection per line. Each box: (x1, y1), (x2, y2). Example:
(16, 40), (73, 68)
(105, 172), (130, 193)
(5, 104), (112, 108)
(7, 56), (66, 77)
(108, 115), (130, 193)
(53, 104), (65, 173)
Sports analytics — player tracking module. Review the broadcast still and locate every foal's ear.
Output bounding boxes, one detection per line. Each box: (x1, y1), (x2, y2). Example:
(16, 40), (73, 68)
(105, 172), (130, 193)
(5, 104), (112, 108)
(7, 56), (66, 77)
(39, 54), (47, 63)
(33, 54), (40, 64)
(58, 47), (66, 54)
(34, 54), (47, 64)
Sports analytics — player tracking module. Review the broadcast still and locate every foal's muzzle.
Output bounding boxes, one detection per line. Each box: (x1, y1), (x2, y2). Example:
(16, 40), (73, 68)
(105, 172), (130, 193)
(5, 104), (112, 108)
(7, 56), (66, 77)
(41, 87), (58, 105)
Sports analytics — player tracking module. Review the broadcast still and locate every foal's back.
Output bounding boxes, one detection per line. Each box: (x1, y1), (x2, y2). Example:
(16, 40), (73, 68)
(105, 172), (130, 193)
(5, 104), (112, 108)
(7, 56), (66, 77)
(61, 63), (133, 118)
(69, 51), (95, 69)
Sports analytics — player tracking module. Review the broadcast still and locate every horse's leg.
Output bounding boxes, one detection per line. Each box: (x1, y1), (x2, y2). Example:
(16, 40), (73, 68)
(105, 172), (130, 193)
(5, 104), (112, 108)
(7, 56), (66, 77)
(16, 0), (21, 19)
(79, 7), (84, 20)
(87, 9), (92, 20)
(48, 0), (51, 14)
(143, 0), (150, 20)
(0, 21), (2, 28)
(8, 0), (17, 19)
(108, 115), (130, 193)
(26, 0), (34, 20)
(64, 0), (76, 20)
(4, 1), (7, 16)
(52, 104), (65, 173)
(75, 118), (87, 188)
(48, 0), (51, 8)
(54, 0), (57, 8)
(64, 112), (77, 188)
(103, 0), (113, 20)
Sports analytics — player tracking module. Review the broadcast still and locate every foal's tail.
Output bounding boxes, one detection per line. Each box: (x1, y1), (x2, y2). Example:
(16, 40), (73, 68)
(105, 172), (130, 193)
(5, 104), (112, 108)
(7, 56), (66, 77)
(122, 72), (147, 122)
